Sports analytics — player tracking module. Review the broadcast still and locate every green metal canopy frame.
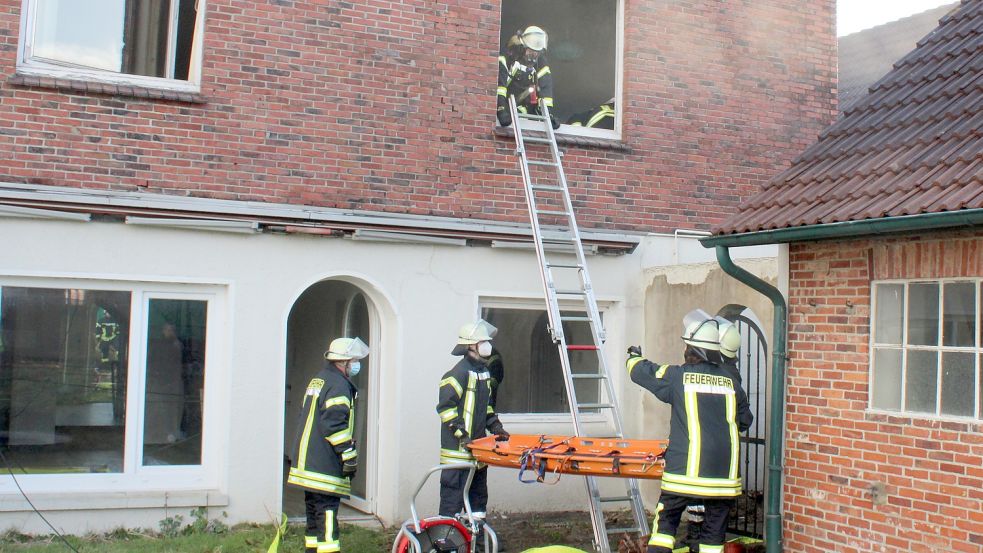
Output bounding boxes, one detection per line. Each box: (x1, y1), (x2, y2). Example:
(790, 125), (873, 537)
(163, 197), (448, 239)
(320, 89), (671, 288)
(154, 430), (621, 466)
(699, 208), (983, 553)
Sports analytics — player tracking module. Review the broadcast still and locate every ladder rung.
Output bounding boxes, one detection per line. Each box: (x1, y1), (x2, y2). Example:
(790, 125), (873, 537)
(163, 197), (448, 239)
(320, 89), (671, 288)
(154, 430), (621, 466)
(546, 263), (583, 270)
(566, 344), (599, 351)
(528, 161), (559, 168)
(518, 113), (547, 121)
(536, 209), (570, 217)
(558, 313), (590, 319)
(605, 527), (644, 535)
(578, 403), (615, 410)
(599, 496), (632, 503)
(522, 136), (553, 144)
(571, 373), (607, 379)
(554, 289), (586, 295)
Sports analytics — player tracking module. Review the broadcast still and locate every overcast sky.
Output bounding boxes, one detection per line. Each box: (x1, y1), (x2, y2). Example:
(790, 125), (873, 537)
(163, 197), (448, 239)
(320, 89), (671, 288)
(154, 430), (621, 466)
(838, 0), (957, 36)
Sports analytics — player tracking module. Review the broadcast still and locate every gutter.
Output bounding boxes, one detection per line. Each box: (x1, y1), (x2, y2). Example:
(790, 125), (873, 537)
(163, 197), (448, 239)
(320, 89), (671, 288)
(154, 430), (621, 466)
(701, 210), (983, 553)
(701, 209), (983, 248)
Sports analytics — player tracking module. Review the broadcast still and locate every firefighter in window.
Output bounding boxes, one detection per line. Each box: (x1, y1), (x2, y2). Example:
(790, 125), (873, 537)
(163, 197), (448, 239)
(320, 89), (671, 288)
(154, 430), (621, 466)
(626, 310), (753, 553)
(566, 98), (615, 130)
(497, 26), (560, 130)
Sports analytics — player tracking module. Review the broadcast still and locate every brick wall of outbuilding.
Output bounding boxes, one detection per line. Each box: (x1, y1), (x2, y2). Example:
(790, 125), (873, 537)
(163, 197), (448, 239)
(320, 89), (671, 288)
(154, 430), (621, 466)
(785, 231), (983, 553)
(0, 0), (835, 233)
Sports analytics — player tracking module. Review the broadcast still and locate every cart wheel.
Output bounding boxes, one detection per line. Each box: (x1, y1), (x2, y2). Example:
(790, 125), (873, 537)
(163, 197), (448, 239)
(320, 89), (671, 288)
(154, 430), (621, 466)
(395, 517), (472, 553)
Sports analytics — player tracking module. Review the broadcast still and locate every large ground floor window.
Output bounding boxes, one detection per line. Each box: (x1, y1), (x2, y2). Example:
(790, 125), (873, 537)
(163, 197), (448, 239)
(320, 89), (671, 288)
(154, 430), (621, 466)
(0, 278), (223, 489)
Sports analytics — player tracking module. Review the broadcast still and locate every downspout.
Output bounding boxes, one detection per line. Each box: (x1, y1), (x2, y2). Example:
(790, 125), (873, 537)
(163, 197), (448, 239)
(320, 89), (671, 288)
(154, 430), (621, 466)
(715, 245), (787, 553)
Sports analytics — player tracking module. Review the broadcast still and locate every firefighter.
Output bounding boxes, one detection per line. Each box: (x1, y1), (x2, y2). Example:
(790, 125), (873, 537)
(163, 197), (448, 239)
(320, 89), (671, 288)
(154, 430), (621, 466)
(436, 319), (510, 523)
(627, 311), (753, 553)
(288, 337), (369, 553)
(566, 98), (615, 130)
(684, 318), (744, 552)
(497, 25), (560, 129)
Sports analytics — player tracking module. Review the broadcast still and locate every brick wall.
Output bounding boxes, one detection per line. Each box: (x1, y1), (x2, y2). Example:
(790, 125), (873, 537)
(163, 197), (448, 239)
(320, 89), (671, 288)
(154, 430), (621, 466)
(0, 0), (835, 233)
(785, 231), (983, 553)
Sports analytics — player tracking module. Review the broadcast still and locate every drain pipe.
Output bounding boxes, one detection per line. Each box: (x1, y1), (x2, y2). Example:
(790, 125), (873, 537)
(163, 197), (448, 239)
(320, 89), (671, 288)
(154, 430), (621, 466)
(715, 245), (787, 553)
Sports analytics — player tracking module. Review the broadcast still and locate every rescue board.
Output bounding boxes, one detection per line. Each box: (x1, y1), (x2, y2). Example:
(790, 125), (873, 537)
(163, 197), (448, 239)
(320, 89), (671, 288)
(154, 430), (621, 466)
(467, 434), (668, 481)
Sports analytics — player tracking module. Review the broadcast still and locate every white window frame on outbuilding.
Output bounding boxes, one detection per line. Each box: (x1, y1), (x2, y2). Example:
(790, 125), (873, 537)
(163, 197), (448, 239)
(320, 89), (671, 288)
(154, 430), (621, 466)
(0, 275), (228, 498)
(869, 279), (982, 421)
(16, 0), (206, 92)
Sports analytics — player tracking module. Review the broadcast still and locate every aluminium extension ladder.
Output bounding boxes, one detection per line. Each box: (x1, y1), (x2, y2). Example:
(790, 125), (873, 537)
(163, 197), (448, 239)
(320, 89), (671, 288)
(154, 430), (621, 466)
(505, 96), (649, 553)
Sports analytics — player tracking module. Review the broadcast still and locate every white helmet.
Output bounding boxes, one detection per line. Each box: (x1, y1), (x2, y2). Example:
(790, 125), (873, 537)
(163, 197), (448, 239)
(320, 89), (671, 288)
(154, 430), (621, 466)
(681, 309), (720, 362)
(520, 26), (548, 51)
(325, 337), (370, 361)
(457, 319), (498, 345)
(716, 318), (742, 359)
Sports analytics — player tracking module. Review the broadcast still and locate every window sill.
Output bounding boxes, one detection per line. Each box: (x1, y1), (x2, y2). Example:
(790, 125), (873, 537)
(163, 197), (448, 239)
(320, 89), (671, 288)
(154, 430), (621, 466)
(493, 126), (629, 152)
(8, 73), (207, 104)
(0, 489), (228, 512)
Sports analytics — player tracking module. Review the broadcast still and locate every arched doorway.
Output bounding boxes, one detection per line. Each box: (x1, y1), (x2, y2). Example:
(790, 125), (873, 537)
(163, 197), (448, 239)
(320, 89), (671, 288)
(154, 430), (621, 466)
(283, 279), (376, 516)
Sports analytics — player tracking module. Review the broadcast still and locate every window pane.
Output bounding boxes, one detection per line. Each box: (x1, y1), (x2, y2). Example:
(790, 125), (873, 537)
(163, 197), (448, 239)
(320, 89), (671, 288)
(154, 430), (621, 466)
(482, 307), (600, 413)
(942, 282), (975, 347)
(33, 0), (126, 72)
(871, 348), (902, 410)
(940, 352), (974, 417)
(874, 284), (904, 344)
(905, 350), (938, 414)
(907, 283), (939, 346)
(0, 287), (130, 473)
(143, 298), (207, 466)
(500, 0), (618, 126)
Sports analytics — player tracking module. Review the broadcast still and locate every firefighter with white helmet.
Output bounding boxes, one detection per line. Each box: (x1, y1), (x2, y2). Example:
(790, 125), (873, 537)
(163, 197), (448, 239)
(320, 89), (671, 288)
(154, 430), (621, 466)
(497, 25), (559, 129)
(288, 337), (369, 553)
(627, 310), (753, 553)
(436, 319), (510, 523)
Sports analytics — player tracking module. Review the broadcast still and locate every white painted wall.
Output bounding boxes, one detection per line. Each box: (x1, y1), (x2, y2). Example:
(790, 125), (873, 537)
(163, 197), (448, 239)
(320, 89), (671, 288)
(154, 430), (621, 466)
(0, 216), (778, 535)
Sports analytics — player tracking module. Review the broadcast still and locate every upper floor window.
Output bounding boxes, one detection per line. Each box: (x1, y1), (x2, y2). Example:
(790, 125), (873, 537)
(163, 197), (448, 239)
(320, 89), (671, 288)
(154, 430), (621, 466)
(870, 280), (981, 420)
(499, 0), (621, 139)
(18, 0), (204, 90)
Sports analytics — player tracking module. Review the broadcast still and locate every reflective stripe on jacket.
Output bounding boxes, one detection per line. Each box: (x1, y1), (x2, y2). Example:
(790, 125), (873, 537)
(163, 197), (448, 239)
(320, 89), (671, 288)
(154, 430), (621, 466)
(436, 356), (500, 465)
(288, 365), (356, 497)
(628, 357), (752, 497)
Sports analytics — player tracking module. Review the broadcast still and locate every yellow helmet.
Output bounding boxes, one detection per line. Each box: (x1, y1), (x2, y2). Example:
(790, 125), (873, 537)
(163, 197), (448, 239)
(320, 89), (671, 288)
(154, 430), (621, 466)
(457, 319), (498, 345)
(324, 337), (370, 361)
(520, 26), (548, 51)
(716, 319), (742, 359)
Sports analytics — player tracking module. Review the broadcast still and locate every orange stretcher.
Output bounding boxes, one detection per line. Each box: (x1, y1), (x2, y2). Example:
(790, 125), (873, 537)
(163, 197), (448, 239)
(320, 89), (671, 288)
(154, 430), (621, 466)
(467, 434), (668, 482)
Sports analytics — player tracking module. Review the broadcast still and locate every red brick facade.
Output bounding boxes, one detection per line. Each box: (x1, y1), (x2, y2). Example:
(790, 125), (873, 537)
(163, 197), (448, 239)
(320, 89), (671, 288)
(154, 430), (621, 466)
(0, 0), (834, 233)
(785, 232), (983, 553)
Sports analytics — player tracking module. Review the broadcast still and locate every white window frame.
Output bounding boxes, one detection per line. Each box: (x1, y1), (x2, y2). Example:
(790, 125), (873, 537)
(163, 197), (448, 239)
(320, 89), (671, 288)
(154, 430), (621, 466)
(0, 276), (228, 496)
(16, 0), (206, 92)
(511, 0), (625, 141)
(478, 295), (612, 424)
(869, 278), (982, 421)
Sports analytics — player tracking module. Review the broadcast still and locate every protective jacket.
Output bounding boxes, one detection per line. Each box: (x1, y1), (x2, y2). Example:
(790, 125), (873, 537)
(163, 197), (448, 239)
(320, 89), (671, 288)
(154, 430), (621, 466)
(567, 102), (614, 129)
(497, 50), (555, 116)
(288, 364), (357, 497)
(437, 355), (504, 465)
(628, 356), (752, 498)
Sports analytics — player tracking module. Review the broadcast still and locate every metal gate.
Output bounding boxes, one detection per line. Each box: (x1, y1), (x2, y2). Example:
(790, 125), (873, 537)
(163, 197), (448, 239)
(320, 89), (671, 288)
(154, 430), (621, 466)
(720, 310), (767, 539)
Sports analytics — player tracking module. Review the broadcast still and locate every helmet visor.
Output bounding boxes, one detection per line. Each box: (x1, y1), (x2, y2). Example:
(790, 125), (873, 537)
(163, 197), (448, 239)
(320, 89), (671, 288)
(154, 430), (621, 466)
(326, 337), (370, 360)
(522, 31), (547, 51)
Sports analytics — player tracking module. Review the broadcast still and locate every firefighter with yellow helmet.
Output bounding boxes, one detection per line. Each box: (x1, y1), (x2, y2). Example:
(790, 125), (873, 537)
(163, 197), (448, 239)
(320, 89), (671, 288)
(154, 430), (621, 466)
(497, 25), (560, 129)
(288, 337), (369, 553)
(436, 319), (510, 522)
(626, 310), (753, 553)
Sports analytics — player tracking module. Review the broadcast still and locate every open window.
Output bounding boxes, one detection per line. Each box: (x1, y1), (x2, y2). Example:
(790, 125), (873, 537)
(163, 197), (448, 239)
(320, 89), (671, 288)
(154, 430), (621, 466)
(18, 0), (204, 90)
(499, 0), (622, 138)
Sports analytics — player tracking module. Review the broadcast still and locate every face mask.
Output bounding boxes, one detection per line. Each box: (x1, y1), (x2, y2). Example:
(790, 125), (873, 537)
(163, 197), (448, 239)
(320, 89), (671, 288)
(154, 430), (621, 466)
(348, 361), (361, 377)
(477, 342), (493, 358)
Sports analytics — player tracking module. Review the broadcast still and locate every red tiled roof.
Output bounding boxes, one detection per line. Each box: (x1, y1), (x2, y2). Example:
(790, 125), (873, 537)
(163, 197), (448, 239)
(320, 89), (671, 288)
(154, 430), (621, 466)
(838, 3), (959, 113)
(714, 0), (983, 236)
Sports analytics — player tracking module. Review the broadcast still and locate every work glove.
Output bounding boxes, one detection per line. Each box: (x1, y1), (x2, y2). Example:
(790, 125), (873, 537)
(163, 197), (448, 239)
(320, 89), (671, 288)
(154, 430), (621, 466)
(550, 115), (561, 130)
(493, 429), (510, 441)
(627, 345), (642, 358)
(497, 108), (512, 127)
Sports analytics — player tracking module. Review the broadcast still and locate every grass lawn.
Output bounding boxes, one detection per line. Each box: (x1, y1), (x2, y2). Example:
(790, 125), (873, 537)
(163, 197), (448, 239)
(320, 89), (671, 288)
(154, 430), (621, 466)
(1, 523), (390, 553)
